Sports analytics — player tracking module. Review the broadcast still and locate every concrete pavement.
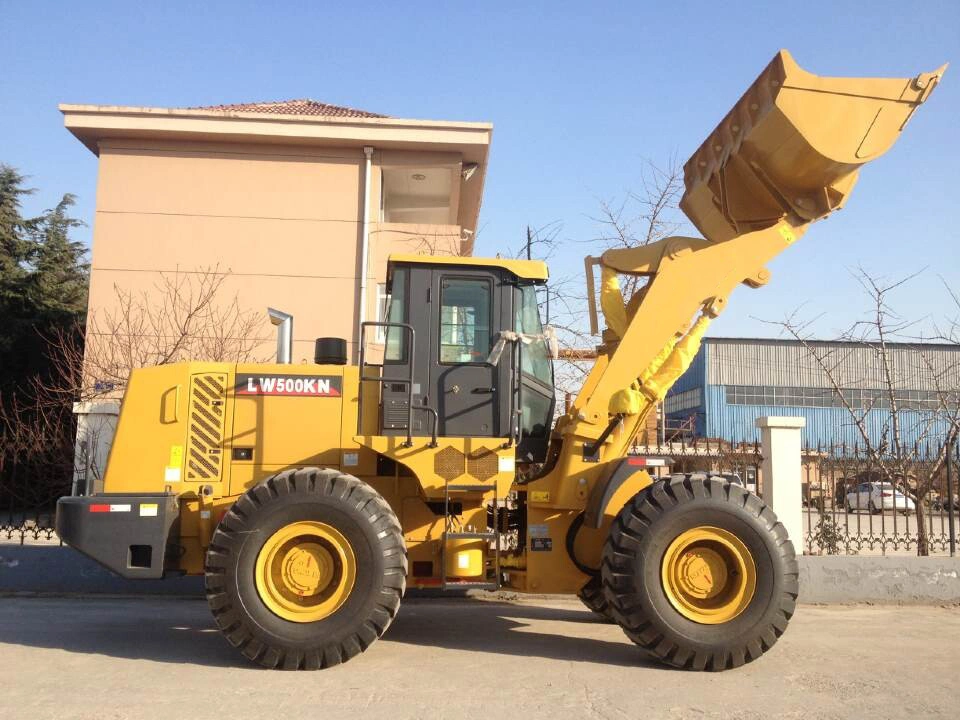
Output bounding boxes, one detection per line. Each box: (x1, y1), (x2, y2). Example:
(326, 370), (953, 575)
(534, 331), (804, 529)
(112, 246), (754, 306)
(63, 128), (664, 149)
(1, 596), (957, 720)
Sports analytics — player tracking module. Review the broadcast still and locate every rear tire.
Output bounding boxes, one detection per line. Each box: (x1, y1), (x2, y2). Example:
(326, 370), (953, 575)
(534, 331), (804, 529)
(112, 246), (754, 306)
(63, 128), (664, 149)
(577, 577), (615, 622)
(204, 468), (407, 669)
(601, 474), (798, 671)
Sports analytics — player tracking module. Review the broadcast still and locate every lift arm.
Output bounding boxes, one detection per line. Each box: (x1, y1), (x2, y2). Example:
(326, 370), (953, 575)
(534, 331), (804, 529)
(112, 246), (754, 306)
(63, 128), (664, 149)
(546, 50), (946, 498)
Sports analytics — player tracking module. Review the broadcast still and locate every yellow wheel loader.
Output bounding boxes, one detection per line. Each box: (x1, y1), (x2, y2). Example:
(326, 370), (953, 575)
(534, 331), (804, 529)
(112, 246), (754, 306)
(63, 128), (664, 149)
(56, 51), (944, 670)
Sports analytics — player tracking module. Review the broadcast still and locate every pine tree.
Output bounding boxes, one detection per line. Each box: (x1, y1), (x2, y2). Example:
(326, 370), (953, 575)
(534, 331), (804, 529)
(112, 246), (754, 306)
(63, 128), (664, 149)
(0, 165), (87, 394)
(0, 165), (34, 366)
(26, 193), (89, 319)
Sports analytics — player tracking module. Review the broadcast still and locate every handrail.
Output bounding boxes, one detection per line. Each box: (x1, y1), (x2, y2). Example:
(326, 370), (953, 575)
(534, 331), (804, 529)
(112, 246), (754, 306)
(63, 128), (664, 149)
(359, 321), (416, 447)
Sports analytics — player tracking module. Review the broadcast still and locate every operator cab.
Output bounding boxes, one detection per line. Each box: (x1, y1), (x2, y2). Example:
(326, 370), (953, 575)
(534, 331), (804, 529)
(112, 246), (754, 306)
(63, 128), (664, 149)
(362, 254), (555, 462)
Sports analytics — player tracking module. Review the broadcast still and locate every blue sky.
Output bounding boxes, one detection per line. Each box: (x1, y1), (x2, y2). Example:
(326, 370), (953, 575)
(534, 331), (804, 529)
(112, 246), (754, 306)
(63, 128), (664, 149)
(3, 1), (958, 339)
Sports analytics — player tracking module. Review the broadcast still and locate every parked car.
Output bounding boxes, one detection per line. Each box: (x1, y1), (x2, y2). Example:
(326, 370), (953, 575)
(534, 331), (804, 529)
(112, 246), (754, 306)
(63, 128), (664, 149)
(931, 492), (960, 512)
(719, 473), (758, 494)
(845, 482), (915, 514)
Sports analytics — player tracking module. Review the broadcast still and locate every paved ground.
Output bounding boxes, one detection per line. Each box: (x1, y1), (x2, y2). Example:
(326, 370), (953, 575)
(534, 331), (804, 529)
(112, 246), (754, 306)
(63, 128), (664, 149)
(1, 596), (957, 720)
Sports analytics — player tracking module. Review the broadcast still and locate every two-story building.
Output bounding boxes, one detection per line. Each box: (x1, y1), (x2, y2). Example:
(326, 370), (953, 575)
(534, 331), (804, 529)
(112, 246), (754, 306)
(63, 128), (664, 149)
(62, 98), (492, 364)
(61, 98), (492, 486)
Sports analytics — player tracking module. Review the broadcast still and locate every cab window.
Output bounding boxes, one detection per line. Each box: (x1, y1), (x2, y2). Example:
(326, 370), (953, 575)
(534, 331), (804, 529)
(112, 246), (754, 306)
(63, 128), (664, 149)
(383, 268), (407, 362)
(516, 285), (552, 386)
(439, 278), (491, 364)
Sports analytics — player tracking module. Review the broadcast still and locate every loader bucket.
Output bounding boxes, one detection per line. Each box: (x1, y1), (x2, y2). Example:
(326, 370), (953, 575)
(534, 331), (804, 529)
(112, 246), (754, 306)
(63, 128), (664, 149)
(681, 50), (947, 243)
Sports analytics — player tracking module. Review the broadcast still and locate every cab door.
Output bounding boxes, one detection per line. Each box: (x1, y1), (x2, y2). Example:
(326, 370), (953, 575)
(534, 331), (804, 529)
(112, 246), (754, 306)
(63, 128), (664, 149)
(430, 270), (507, 437)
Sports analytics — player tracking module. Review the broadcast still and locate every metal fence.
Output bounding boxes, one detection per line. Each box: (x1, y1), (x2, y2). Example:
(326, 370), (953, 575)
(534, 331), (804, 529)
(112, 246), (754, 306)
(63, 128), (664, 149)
(0, 463), (70, 544)
(636, 434), (958, 556)
(3, 434), (957, 556)
(800, 442), (958, 556)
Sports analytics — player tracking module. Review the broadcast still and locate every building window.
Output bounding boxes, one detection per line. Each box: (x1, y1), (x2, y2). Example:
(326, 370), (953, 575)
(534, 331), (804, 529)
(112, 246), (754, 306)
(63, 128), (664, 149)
(375, 283), (389, 343)
(725, 384), (945, 411)
(664, 387), (702, 414)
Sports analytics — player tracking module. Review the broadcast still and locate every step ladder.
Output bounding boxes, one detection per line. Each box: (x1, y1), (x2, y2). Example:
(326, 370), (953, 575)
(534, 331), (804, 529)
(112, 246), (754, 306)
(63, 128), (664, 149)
(441, 481), (500, 591)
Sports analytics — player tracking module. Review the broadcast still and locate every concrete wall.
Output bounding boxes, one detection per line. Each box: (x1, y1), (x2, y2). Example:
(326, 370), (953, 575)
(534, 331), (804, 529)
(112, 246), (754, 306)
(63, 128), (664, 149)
(798, 556), (960, 604)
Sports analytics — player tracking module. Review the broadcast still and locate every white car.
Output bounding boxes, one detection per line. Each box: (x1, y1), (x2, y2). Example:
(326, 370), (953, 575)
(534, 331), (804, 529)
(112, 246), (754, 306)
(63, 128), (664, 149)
(845, 482), (915, 514)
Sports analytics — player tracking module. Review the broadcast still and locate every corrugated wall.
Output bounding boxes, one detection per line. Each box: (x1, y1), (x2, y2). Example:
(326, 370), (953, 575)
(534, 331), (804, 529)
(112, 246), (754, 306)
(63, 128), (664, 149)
(706, 338), (960, 390)
(672, 340), (708, 393)
(664, 343), (708, 436)
(664, 339), (958, 448)
(709, 398), (953, 449)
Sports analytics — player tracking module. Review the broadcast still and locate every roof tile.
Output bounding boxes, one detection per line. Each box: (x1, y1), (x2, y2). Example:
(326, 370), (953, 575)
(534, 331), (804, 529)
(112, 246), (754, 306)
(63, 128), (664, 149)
(189, 98), (387, 118)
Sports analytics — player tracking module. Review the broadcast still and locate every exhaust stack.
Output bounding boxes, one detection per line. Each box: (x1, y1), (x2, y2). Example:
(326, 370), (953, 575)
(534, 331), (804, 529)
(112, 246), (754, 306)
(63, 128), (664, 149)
(268, 308), (293, 364)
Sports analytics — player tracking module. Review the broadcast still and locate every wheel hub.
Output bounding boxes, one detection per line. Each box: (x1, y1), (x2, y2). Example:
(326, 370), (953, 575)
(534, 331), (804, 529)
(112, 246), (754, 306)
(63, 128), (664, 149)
(662, 526), (757, 625)
(280, 542), (334, 596)
(675, 546), (728, 600)
(255, 521), (356, 623)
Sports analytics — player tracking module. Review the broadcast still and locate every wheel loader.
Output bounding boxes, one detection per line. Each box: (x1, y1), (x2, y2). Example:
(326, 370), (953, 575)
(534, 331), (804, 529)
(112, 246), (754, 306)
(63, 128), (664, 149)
(56, 50), (944, 670)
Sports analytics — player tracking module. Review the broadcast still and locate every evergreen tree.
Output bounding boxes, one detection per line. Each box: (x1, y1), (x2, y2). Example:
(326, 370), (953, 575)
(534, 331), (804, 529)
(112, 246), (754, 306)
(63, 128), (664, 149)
(0, 164), (87, 395)
(26, 193), (88, 320)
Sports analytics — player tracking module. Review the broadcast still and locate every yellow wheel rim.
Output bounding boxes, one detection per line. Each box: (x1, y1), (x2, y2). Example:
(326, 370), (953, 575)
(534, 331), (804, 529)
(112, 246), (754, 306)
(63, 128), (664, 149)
(255, 521), (356, 623)
(661, 526), (756, 625)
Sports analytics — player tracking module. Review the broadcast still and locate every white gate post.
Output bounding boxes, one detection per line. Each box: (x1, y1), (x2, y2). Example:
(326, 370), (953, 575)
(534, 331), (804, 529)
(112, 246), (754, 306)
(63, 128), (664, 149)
(755, 416), (805, 548)
(72, 401), (121, 495)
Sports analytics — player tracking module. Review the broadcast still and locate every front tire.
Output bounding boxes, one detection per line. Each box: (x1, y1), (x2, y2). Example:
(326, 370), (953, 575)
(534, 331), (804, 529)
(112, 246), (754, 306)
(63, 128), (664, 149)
(602, 474), (797, 671)
(204, 468), (407, 669)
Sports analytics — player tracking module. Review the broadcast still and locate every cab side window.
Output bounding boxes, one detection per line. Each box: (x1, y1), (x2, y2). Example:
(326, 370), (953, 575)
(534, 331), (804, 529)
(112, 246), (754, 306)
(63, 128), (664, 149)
(439, 278), (491, 364)
(516, 285), (552, 386)
(383, 268), (408, 362)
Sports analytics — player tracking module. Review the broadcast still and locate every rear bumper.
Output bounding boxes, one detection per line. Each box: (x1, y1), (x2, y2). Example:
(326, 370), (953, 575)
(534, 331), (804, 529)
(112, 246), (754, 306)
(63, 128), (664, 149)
(55, 494), (180, 579)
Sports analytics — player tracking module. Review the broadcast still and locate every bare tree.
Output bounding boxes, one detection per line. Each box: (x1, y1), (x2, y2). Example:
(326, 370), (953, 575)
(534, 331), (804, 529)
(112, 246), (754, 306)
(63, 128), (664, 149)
(769, 268), (960, 555)
(43, 267), (269, 403)
(397, 225), (467, 257)
(590, 157), (685, 302)
(511, 159), (686, 416)
(0, 267), (270, 504)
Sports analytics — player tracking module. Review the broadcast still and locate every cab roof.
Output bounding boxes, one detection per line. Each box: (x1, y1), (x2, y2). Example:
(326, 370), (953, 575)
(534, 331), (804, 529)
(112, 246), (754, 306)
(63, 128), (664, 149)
(387, 253), (549, 281)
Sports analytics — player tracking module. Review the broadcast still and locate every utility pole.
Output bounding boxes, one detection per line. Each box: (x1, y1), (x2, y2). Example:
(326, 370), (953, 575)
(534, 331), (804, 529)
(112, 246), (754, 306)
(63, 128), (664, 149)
(526, 225), (532, 260)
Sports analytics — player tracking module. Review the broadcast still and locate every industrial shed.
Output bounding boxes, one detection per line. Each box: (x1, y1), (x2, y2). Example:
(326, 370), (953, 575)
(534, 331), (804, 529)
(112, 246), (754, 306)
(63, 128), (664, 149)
(664, 338), (960, 448)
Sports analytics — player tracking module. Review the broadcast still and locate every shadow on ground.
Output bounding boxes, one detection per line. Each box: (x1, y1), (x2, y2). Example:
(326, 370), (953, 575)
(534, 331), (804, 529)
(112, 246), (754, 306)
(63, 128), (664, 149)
(0, 596), (653, 670)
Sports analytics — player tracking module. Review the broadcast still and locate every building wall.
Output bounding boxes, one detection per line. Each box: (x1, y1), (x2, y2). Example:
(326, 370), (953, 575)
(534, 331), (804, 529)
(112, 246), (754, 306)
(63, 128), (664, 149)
(702, 385), (954, 449)
(705, 337), (960, 390)
(666, 338), (960, 449)
(87, 139), (466, 368)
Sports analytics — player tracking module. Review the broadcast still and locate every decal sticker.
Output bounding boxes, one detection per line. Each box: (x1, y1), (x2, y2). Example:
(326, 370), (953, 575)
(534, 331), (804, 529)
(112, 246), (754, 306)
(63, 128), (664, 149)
(164, 466), (181, 483)
(343, 452), (359, 466)
(778, 224), (797, 244)
(89, 504), (131, 513)
(169, 445), (183, 468)
(498, 456), (514, 473)
(139, 503), (159, 517)
(531, 537), (553, 552)
(236, 374), (342, 397)
(529, 490), (550, 503)
(528, 524), (549, 537)
(200, 510), (211, 520)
